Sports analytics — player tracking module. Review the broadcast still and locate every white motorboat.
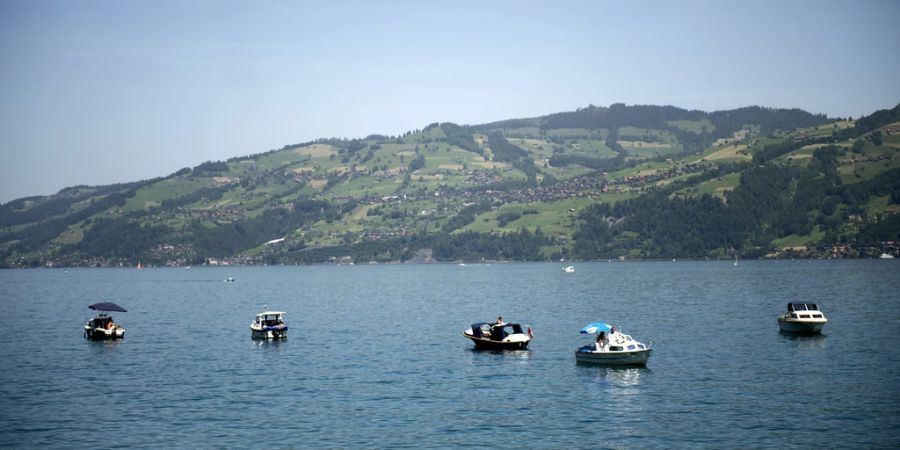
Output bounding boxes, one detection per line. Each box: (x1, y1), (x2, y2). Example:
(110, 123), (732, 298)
(463, 319), (532, 350)
(575, 322), (652, 366)
(562, 266), (575, 273)
(778, 303), (827, 334)
(251, 310), (288, 339)
(880, 253), (895, 259)
(84, 301), (126, 340)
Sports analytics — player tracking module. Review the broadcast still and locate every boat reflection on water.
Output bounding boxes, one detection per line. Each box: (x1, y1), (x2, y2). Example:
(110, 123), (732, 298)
(253, 337), (288, 349)
(465, 347), (532, 358)
(779, 330), (828, 349)
(85, 338), (126, 351)
(464, 347), (532, 367)
(577, 365), (649, 388)
(603, 366), (647, 387)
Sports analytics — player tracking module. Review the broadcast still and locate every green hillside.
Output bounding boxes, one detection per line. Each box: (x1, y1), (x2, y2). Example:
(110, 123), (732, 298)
(2, 103), (898, 268)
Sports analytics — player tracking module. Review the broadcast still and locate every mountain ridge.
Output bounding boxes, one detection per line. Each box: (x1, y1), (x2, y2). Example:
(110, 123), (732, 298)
(2, 102), (898, 268)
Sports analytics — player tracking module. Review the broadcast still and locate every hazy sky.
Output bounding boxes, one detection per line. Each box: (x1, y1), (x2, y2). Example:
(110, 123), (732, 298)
(1, 0), (899, 203)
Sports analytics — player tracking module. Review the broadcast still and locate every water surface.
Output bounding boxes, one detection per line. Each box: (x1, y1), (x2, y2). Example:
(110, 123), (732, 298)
(1, 260), (898, 448)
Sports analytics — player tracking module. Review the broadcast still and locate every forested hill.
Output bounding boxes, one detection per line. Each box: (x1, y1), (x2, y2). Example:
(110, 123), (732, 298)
(2, 102), (899, 268)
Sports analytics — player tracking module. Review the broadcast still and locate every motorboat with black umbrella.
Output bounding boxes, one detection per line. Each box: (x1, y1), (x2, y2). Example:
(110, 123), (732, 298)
(84, 302), (127, 340)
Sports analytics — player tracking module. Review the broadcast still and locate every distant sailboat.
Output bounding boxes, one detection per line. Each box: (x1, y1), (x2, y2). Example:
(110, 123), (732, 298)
(137, 261), (143, 270)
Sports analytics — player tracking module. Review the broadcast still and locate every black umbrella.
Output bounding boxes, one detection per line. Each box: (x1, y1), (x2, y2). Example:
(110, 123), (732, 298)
(88, 302), (127, 312)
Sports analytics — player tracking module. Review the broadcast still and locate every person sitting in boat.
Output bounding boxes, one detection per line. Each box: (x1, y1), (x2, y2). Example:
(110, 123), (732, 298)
(609, 326), (626, 345)
(494, 316), (504, 325)
(595, 332), (608, 352)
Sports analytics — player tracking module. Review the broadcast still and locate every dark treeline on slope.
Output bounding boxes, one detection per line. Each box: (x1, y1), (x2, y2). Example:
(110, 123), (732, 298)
(277, 228), (551, 264)
(0, 182), (145, 228)
(486, 131), (528, 162)
(548, 153), (626, 172)
(187, 199), (358, 258)
(0, 189), (142, 261)
(750, 102), (900, 164)
(470, 117), (539, 133)
(751, 139), (815, 165)
(573, 147), (900, 259)
(542, 104), (706, 131)
(440, 123), (482, 155)
(540, 104), (829, 139)
(407, 153), (426, 172)
(441, 201), (493, 233)
(62, 199), (348, 263)
(707, 106), (828, 138)
(856, 214), (900, 245)
(486, 132), (538, 186)
(68, 218), (173, 262)
(227, 136), (377, 165)
(834, 102), (900, 140)
(192, 160), (230, 175)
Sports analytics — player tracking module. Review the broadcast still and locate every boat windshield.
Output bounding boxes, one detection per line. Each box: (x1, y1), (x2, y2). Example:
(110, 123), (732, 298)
(256, 314), (284, 326)
(490, 323), (524, 340)
(788, 303), (818, 312)
(470, 322), (526, 340)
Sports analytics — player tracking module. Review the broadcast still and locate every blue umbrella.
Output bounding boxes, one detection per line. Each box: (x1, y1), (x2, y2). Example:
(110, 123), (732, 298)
(88, 302), (127, 313)
(580, 322), (612, 334)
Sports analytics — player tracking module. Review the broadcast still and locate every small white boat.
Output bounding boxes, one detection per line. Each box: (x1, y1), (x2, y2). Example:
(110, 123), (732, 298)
(575, 322), (652, 366)
(562, 266), (575, 273)
(463, 320), (532, 350)
(225, 277), (235, 282)
(251, 310), (288, 340)
(778, 303), (827, 334)
(84, 301), (126, 340)
(880, 253), (895, 259)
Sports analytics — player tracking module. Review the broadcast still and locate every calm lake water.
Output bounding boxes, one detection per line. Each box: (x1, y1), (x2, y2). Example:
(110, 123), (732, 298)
(1, 260), (898, 448)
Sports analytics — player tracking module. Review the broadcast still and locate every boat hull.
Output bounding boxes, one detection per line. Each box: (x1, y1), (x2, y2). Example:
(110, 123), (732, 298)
(464, 334), (530, 350)
(778, 318), (826, 334)
(575, 348), (652, 366)
(84, 326), (125, 340)
(251, 328), (287, 340)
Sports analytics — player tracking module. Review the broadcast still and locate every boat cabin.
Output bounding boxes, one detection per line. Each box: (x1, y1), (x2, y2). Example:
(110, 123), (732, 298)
(785, 303), (825, 319)
(254, 311), (285, 327)
(469, 322), (526, 341)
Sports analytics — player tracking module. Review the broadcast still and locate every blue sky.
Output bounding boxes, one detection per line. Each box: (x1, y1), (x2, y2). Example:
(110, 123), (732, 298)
(1, 0), (898, 203)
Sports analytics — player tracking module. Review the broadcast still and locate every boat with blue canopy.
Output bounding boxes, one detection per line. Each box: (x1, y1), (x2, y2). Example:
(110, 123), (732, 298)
(575, 321), (652, 366)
